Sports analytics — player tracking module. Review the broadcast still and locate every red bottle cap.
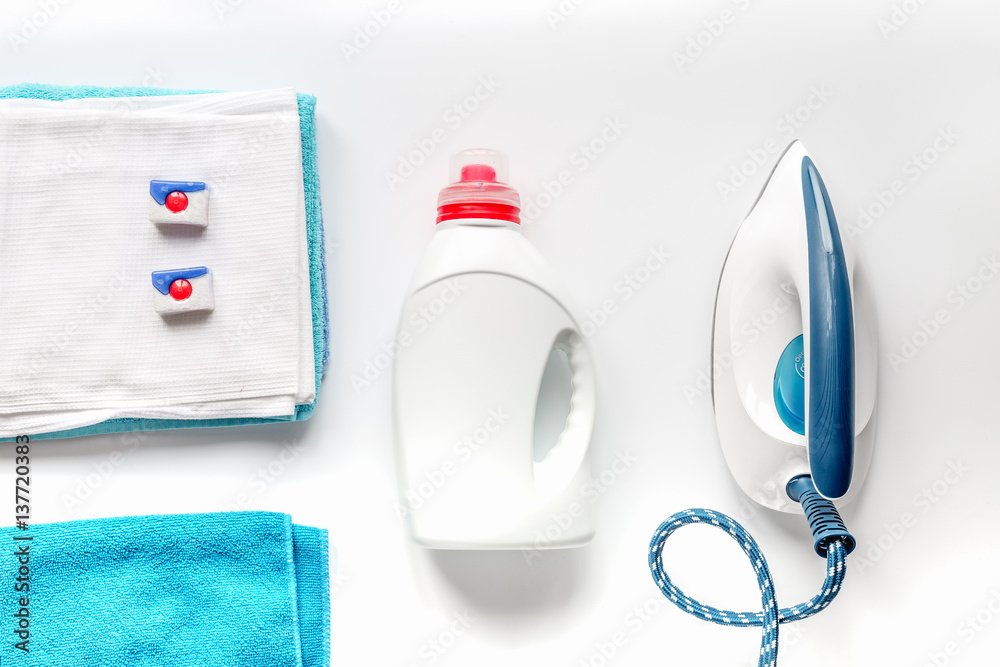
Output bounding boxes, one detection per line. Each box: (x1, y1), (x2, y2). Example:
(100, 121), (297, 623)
(436, 149), (521, 224)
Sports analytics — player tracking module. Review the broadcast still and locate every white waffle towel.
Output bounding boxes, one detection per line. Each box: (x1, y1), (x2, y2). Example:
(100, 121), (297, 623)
(0, 88), (315, 436)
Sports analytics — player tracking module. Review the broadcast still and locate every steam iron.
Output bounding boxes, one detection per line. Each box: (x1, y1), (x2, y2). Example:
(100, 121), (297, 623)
(648, 141), (877, 667)
(712, 140), (877, 510)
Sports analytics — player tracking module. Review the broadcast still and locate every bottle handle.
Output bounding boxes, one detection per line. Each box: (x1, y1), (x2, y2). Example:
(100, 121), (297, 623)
(533, 328), (596, 497)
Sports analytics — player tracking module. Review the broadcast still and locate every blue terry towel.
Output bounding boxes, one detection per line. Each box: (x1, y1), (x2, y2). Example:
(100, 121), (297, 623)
(0, 512), (330, 666)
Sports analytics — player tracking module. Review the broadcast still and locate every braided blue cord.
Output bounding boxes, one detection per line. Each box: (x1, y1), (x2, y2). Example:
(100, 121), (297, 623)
(648, 508), (848, 667)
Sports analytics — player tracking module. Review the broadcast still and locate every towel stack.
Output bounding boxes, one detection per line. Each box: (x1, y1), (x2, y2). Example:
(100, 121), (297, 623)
(0, 86), (327, 439)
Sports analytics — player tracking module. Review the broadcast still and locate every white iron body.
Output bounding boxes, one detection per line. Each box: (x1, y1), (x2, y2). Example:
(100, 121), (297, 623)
(712, 141), (878, 513)
(393, 219), (596, 548)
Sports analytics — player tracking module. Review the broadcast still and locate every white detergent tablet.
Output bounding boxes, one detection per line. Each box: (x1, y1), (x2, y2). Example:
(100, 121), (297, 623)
(152, 267), (214, 315)
(149, 180), (209, 226)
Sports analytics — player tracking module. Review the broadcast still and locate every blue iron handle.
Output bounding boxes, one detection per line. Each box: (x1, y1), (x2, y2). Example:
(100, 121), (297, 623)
(800, 157), (854, 499)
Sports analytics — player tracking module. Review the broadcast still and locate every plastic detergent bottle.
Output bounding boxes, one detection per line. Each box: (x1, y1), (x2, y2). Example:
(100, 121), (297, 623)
(392, 148), (596, 550)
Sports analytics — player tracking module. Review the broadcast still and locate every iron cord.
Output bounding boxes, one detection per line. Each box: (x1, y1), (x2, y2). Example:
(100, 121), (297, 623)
(647, 496), (851, 667)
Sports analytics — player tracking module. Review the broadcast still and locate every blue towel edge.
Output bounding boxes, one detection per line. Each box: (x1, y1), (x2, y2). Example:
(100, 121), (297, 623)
(283, 514), (307, 666)
(0, 84), (329, 441)
(292, 524), (332, 667)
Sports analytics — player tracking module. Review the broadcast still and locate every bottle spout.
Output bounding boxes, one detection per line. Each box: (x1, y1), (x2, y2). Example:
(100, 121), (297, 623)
(437, 148), (521, 224)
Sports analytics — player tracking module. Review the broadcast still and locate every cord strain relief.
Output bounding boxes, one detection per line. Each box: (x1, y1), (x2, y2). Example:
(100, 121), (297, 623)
(786, 475), (856, 557)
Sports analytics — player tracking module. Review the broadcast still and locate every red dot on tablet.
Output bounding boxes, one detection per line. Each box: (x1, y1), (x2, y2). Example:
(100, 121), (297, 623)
(169, 279), (192, 300)
(165, 191), (188, 213)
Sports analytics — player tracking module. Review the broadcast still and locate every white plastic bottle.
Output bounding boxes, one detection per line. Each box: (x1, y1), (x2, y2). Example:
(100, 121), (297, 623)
(392, 149), (596, 550)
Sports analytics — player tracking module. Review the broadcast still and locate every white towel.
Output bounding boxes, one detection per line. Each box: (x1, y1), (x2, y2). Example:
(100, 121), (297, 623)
(0, 88), (315, 436)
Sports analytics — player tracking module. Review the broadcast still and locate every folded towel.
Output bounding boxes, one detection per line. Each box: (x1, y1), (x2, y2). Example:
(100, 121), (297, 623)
(0, 85), (329, 439)
(0, 512), (330, 666)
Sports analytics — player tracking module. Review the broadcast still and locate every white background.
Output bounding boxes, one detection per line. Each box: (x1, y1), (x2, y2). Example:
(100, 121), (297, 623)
(2, 1), (999, 665)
